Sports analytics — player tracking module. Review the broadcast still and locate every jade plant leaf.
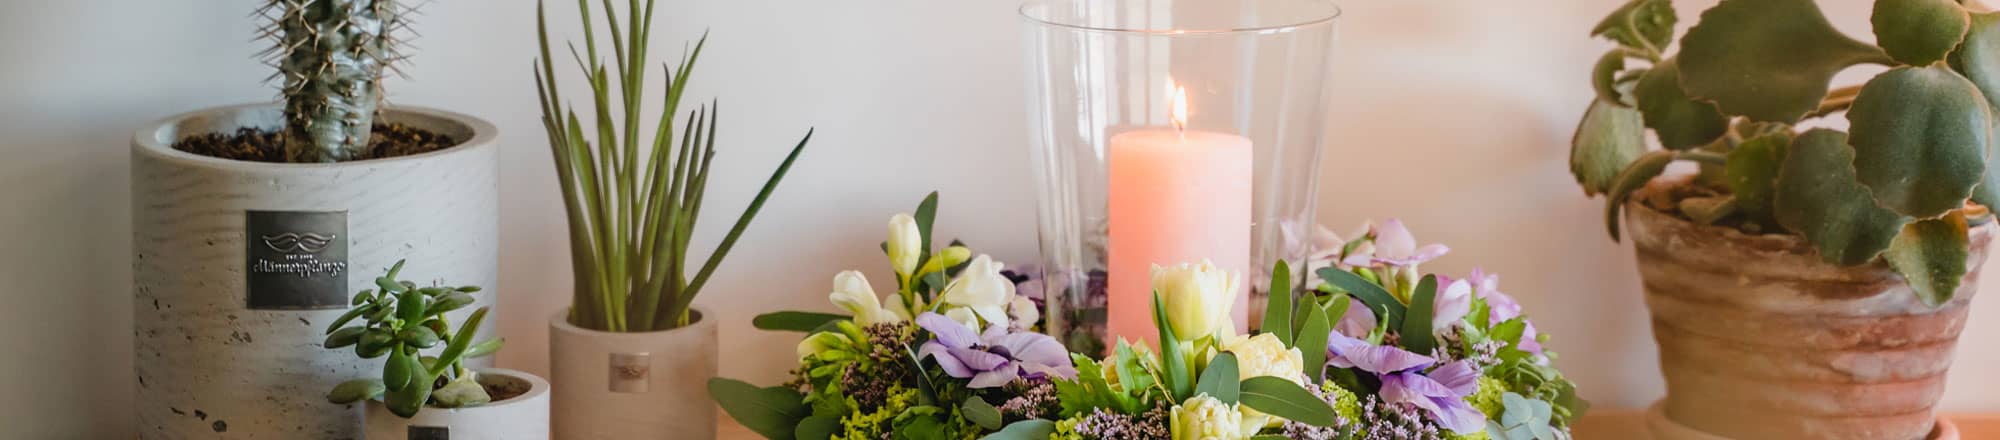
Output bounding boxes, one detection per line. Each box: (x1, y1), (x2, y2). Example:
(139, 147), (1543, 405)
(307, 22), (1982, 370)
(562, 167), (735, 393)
(1873, 0), (1970, 66)
(326, 378), (385, 404)
(1634, 58), (1729, 150)
(1848, 65), (1990, 219)
(1886, 211), (1972, 307)
(1726, 131), (1794, 226)
(1591, 0), (1676, 54)
(1679, 0), (1891, 122)
(1604, 150), (1677, 241)
(1774, 129), (1909, 266)
(1572, 99), (1647, 196)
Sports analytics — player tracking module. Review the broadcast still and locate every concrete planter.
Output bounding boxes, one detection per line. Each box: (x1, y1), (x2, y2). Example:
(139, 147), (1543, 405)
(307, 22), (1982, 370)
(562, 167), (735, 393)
(1627, 200), (1992, 440)
(131, 104), (499, 438)
(549, 308), (718, 439)
(363, 368), (550, 439)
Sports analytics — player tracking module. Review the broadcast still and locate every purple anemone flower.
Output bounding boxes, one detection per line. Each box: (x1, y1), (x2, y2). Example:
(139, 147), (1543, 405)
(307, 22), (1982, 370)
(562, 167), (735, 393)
(1325, 331), (1484, 433)
(916, 312), (1077, 388)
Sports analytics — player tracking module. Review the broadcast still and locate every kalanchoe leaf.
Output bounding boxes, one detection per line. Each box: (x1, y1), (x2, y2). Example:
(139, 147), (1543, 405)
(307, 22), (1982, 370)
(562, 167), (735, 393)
(1634, 58), (1729, 150)
(1679, 0), (1891, 122)
(327, 378), (385, 405)
(1591, 51), (1632, 106)
(1679, 196), (1740, 226)
(1571, 99), (1647, 197)
(1726, 131), (1793, 227)
(1949, 13), (2000, 209)
(1848, 66), (1991, 219)
(1873, 0), (1971, 66)
(1603, 150), (1677, 242)
(1591, 0), (1676, 55)
(1886, 211), (1973, 307)
(1774, 129), (1910, 265)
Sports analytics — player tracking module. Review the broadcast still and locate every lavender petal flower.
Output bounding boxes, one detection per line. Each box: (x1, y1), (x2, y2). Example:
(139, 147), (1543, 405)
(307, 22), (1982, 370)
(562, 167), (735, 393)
(1326, 331), (1434, 374)
(913, 312), (1077, 388)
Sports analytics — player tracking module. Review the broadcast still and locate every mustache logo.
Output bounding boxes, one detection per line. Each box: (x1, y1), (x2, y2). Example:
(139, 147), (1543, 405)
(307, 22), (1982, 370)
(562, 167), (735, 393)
(261, 233), (337, 253)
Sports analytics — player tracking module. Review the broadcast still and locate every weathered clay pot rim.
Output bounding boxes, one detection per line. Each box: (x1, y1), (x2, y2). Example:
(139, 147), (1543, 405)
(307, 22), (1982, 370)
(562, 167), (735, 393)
(1627, 178), (1996, 266)
(1646, 400), (1959, 440)
(547, 307), (712, 337)
(131, 102), (498, 170)
(370, 367), (551, 415)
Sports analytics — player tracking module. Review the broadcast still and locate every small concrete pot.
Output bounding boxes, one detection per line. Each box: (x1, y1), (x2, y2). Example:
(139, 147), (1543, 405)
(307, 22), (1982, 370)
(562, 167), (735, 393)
(364, 368), (551, 439)
(548, 308), (719, 439)
(1627, 197), (1992, 440)
(131, 104), (499, 438)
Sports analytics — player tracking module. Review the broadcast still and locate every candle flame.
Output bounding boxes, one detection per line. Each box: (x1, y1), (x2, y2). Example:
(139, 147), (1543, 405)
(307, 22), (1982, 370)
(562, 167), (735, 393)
(1169, 82), (1189, 135)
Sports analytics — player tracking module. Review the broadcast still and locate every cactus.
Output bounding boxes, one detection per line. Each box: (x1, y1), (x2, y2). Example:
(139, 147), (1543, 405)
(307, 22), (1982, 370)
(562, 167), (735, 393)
(322, 259), (503, 417)
(257, 0), (410, 162)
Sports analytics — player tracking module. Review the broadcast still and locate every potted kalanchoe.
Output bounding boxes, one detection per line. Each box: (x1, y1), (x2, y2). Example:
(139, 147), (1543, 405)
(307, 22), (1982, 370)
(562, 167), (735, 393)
(713, 199), (1582, 439)
(531, 1), (814, 437)
(1572, 0), (1996, 438)
(323, 260), (549, 439)
(131, 2), (498, 437)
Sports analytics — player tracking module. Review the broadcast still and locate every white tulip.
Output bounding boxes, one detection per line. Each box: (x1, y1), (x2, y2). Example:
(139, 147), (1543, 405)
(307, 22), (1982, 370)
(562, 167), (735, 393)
(940, 255), (1016, 327)
(887, 214), (922, 278)
(1153, 260), (1241, 341)
(828, 271), (899, 325)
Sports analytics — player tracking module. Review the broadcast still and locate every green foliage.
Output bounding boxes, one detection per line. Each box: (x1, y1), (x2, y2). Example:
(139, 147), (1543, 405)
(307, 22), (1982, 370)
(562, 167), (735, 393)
(1317, 268), (1404, 329)
(960, 397), (1003, 430)
(1261, 261), (1293, 344)
(1151, 292), (1194, 402)
(322, 260), (502, 417)
(980, 420), (1056, 440)
(1485, 393), (1558, 440)
(755, 311), (852, 332)
(1239, 377), (1340, 427)
(536, 1), (815, 332)
(1194, 353), (1240, 404)
(1399, 275), (1439, 355)
(1572, 0), (1992, 307)
(710, 378), (809, 440)
(1886, 212), (1973, 306)
(257, 0), (409, 162)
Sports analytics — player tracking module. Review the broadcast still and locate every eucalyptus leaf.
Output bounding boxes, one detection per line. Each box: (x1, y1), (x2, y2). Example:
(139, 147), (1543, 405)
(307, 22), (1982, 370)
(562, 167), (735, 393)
(1774, 129), (1909, 265)
(1873, 0), (1970, 66)
(961, 396), (1004, 430)
(1196, 353), (1242, 404)
(1317, 268), (1404, 329)
(1849, 66), (1990, 219)
(1240, 376), (1340, 427)
(914, 191), (939, 263)
(1635, 58), (1728, 149)
(752, 311), (851, 332)
(979, 420), (1056, 440)
(795, 415), (841, 440)
(1679, 0), (1891, 122)
(1263, 260), (1293, 344)
(1886, 211), (1972, 307)
(709, 378), (807, 440)
(1726, 131), (1793, 226)
(1399, 275), (1439, 355)
(1571, 99), (1647, 196)
(1604, 150), (1677, 242)
(1296, 296), (1333, 382)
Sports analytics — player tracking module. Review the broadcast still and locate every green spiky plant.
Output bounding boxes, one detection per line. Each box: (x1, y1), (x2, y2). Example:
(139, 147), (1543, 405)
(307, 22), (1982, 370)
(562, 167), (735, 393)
(323, 260), (503, 417)
(257, 0), (408, 162)
(1573, 0), (2000, 307)
(534, 1), (814, 332)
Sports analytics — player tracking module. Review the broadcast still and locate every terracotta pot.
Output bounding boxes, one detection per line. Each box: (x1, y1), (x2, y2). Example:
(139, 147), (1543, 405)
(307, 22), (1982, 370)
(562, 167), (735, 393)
(364, 368), (551, 439)
(1626, 200), (1993, 440)
(132, 104), (499, 438)
(548, 308), (719, 439)
(1645, 400), (1960, 440)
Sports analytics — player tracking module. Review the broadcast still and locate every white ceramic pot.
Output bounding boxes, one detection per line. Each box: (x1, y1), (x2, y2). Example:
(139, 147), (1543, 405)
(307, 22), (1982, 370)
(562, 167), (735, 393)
(364, 368), (551, 440)
(549, 308), (719, 439)
(131, 104), (499, 438)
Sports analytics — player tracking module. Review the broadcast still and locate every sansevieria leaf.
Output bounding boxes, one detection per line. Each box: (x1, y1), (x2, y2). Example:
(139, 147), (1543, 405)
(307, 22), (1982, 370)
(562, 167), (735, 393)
(1872, 0), (1970, 66)
(1679, 0), (1891, 122)
(1848, 66), (1990, 219)
(1885, 211), (1972, 307)
(1774, 129), (1909, 265)
(1571, 99), (1647, 196)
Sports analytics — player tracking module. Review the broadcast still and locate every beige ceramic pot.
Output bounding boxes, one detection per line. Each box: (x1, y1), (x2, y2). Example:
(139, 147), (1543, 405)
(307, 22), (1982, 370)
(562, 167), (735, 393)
(364, 368), (551, 439)
(131, 104), (499, 438)
(1627, 199), (1992, 440)
(548, 307), (719, 439)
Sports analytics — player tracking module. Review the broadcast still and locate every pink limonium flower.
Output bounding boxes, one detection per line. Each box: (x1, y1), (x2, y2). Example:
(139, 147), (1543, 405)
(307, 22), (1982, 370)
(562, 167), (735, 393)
(915, 312), (1077, 388)
(1324, 331), (1484, 433)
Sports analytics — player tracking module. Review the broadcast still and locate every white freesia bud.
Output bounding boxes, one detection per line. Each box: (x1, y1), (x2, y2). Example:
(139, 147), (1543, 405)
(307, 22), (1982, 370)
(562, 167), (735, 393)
(1171, 393), (1254, 440)
(888, 213), (922, 277)
(940, 255), (1015, 327)
(1154, 260), (1241, 341)
(828, 271), (899, 325)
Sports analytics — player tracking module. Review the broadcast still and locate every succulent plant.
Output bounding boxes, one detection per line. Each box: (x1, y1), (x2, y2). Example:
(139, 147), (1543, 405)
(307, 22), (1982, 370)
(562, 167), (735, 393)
(533, 1), (814, 332)
(1572, 0), (1999, 306)
(256, 0), (412, 162)
(323, 259), (502, 417)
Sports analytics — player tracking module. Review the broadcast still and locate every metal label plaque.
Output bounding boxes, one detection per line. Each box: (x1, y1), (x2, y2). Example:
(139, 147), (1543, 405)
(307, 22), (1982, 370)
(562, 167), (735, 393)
(408, 426), (450, 440)
(244, 210), (349, 309)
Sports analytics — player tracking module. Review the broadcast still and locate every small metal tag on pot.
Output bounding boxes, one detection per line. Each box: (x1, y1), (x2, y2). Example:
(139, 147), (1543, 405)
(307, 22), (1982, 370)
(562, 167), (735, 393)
(409, 426), (449, 440)
(244, 210), (349, 310)
(610, 352), (652, 393)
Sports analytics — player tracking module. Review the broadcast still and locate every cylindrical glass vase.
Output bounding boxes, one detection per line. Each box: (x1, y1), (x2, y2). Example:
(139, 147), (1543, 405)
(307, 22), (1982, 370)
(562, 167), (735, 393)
(1020, 0), (1339, 354)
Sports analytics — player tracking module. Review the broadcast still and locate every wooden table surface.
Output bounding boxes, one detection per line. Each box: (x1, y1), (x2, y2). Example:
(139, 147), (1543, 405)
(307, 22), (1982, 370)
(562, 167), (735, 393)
(722, 411), (2000, 439)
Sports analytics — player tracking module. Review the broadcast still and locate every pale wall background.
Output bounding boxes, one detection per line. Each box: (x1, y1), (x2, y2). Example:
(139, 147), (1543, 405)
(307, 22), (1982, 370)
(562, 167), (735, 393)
(3, 0), (1998, 438)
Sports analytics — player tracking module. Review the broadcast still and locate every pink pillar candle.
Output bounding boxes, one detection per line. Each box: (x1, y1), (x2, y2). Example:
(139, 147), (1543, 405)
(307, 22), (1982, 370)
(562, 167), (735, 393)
(1106, 129), (1253, 347)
